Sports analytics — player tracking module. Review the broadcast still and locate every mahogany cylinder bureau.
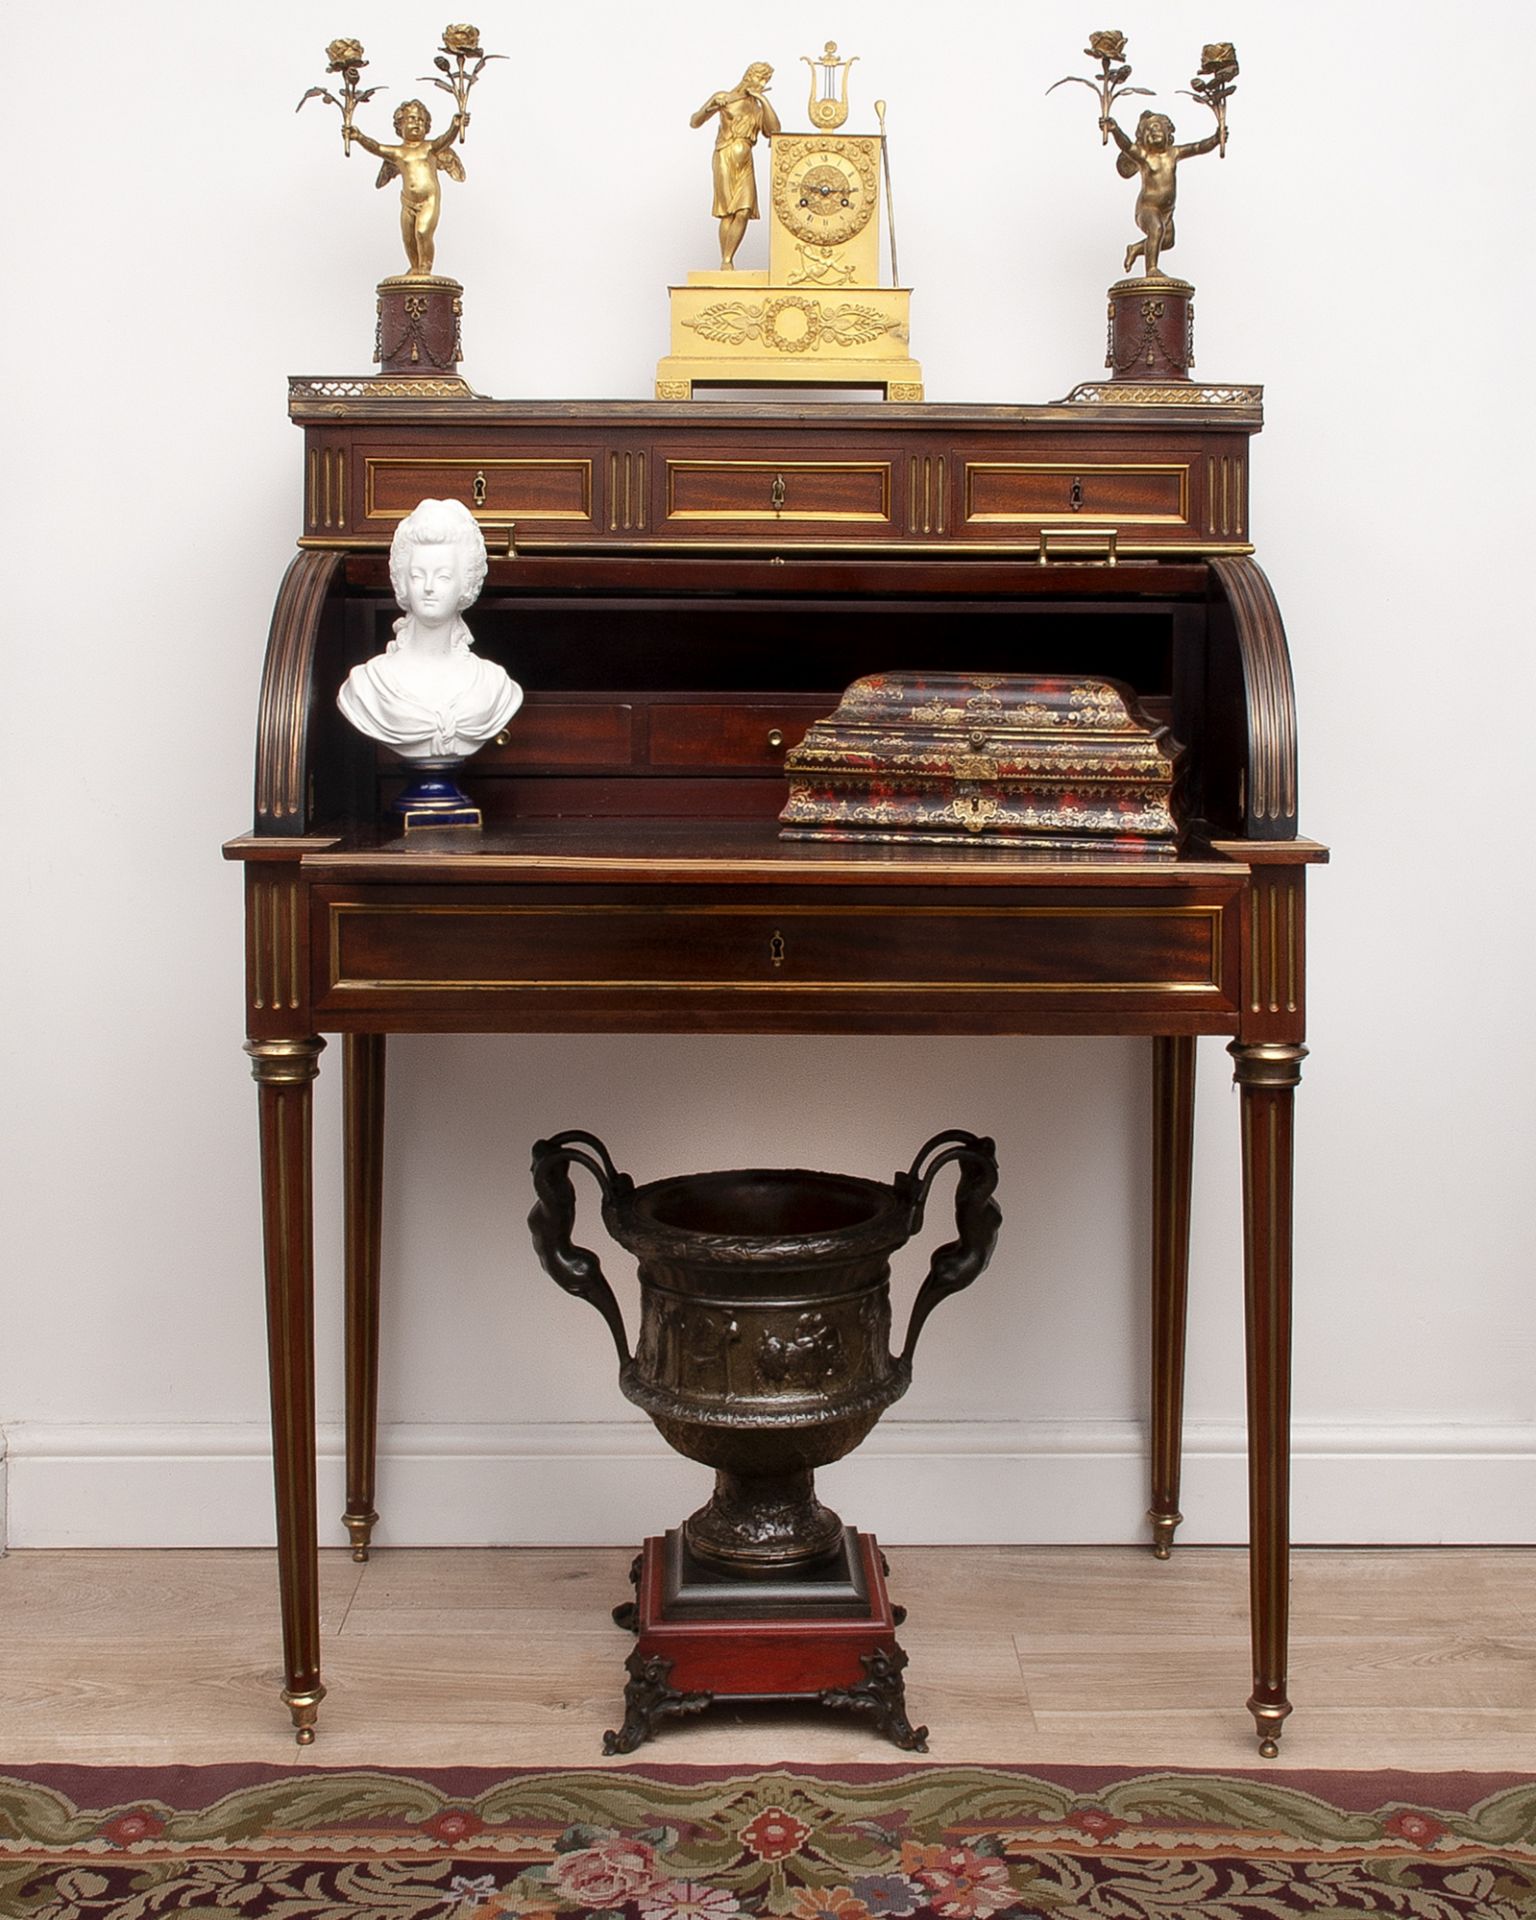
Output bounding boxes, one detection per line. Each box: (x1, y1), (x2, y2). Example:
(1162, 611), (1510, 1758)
(226, 389), (1325, 1755)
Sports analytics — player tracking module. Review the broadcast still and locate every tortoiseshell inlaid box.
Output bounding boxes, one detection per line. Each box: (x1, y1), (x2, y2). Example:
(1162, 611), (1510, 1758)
(779, 670), (1182, 849)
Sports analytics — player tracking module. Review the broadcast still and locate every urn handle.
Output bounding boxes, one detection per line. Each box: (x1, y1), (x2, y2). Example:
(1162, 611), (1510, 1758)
(897, 1131), (1002, 1368)
(528, 1131), (635, 1364)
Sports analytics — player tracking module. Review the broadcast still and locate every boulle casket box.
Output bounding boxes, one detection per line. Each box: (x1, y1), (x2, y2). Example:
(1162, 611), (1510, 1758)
(779, 670), (1182, 848)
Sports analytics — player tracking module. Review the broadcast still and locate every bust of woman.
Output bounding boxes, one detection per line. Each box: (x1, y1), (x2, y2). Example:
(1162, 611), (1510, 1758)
(337, 498), (522, 760)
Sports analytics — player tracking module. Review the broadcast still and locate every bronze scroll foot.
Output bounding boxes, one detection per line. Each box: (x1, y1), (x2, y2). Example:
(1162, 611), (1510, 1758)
(602, 1650), (712, 1754)
(819, 1644), (929, 1751)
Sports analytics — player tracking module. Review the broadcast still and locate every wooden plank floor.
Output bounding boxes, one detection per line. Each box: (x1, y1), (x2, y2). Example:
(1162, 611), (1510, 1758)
(1, 1546), (1531, 1770)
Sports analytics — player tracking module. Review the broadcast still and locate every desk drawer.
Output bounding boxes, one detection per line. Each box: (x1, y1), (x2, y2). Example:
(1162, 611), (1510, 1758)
(962, 460), (1191, 528)
(663, 459), (895, 529)
(648, 698), (835, 770)
(360, 453), (597, 527)
(316, 889), (1239, 1024)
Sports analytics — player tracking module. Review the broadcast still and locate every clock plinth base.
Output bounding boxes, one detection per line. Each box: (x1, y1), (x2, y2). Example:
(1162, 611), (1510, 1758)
(658, 282), (922, 401)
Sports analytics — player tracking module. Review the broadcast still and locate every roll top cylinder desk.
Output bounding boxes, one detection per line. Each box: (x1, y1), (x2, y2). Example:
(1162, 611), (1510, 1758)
(225, 387), (1326, 1755)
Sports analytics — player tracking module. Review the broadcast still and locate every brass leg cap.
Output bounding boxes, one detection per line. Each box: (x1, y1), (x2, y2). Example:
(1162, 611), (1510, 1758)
(1148, 1510), (1183, 1560)
(1249, 1696), (1291, 1760)
(344, 1510), (380, 1563)
(283, 1685), (326, 1744)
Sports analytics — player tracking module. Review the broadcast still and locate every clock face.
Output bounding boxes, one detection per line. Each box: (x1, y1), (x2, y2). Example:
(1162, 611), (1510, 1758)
(773, 138), (878, 247)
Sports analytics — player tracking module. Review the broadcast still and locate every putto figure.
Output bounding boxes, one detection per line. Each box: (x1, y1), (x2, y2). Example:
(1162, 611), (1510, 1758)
(1100, 108), (1220, 277)
(690, 63), (782, 270)
(299, 26), (503, 279)
(350, 99), (465, 277)
(338, 498), (521, 760)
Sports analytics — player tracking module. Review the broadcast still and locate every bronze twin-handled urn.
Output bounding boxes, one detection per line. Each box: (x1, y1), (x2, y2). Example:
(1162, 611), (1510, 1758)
(528, 1128), (1001, 1750)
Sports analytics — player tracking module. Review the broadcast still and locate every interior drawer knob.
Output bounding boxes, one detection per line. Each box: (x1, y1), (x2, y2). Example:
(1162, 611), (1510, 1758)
(767, 728), (785, 749)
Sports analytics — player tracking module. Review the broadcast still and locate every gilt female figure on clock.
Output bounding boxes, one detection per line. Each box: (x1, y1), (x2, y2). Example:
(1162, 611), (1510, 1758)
(690, 62), (782, 269)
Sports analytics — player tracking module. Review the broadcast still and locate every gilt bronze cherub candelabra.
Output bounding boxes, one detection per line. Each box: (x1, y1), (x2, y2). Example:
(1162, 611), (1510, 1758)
(1051, 32), (1240, 385)
(297, 26), (504, 389)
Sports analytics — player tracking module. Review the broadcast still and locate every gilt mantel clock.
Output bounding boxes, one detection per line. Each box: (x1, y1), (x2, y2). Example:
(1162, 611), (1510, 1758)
(657, 44), (922, 399)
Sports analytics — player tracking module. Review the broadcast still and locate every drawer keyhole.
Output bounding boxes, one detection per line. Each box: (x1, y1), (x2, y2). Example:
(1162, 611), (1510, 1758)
(769, 931), (786, 969)
(1069, 475), (1084, 511)
(770, 473), (787, 512)
(473, 469), (488, 507)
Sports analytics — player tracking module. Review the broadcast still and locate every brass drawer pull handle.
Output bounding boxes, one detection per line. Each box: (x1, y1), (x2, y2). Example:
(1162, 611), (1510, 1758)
(770, 473), (787, 511)
(1038, 526), (1118, 565)
(767, 728), (785, 749)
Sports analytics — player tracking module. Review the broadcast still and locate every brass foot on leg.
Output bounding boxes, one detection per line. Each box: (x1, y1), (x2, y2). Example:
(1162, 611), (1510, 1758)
(1148, 1509), (1183, 1560)
(283, 1685), (326, 1746)
(343, 1510), (379, 1563)
(1249, 1696), (1291, 1760)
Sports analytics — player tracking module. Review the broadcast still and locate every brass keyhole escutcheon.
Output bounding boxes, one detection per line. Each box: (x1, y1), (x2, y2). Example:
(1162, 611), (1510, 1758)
(1069, 475), (1084, 511)
(767, 728), (785, 750)
(769, 931), (786, 969)
(770, 473), (787, 511)
(473, 469), (488, 507)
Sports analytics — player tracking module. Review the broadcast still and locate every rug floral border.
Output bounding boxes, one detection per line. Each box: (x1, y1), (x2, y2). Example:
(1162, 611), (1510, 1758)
(3, 1764), (1533, 1919)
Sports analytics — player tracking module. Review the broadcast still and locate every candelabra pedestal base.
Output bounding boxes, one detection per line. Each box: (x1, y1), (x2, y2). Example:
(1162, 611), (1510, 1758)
(376, 274), (464, 378)
(1106, 274), (1195, 381)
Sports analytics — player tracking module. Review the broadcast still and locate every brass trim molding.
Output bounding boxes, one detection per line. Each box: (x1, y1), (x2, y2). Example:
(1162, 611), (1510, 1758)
(245, 1037), (327, 1085)
(1060, 381), (1263, 409)
(294, 534), (1255, 558)
(1228, 1040), (1306, 1088)
(288, 376), (477, 406)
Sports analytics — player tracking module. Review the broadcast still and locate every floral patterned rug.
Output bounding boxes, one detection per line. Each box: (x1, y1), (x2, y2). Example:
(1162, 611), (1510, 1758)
(2, 1762), (1533, 1919)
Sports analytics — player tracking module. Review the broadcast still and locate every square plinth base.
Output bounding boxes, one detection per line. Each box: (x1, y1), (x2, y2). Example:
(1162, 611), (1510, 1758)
(603, 1531), (927, 1754)
(399, 803), (482, 831)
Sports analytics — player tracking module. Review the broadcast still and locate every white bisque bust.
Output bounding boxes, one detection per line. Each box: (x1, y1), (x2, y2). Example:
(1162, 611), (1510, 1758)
(337, 498), (522, 760)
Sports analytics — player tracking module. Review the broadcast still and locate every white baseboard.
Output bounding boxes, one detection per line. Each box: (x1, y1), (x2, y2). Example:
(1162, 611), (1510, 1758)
(3, 1419), (1532, 1549)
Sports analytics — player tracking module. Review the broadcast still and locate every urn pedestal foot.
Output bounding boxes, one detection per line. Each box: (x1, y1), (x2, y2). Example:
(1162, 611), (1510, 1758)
(605, 1532), (924, 1752)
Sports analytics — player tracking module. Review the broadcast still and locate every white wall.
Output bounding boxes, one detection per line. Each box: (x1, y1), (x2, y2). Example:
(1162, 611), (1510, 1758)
(4, 1), (1532, 1550)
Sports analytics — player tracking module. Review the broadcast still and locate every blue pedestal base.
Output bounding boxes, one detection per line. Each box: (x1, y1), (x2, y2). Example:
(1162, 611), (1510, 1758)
(392, 767), (483, 833)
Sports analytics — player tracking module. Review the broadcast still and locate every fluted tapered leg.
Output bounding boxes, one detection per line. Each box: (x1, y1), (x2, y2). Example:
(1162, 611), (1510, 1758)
(1149, 1035), (1196, 1558)
(1231, 1038), (1305, 1759)
(247, 1035), (327, 1745)
(343, 1033), (387, 1561)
